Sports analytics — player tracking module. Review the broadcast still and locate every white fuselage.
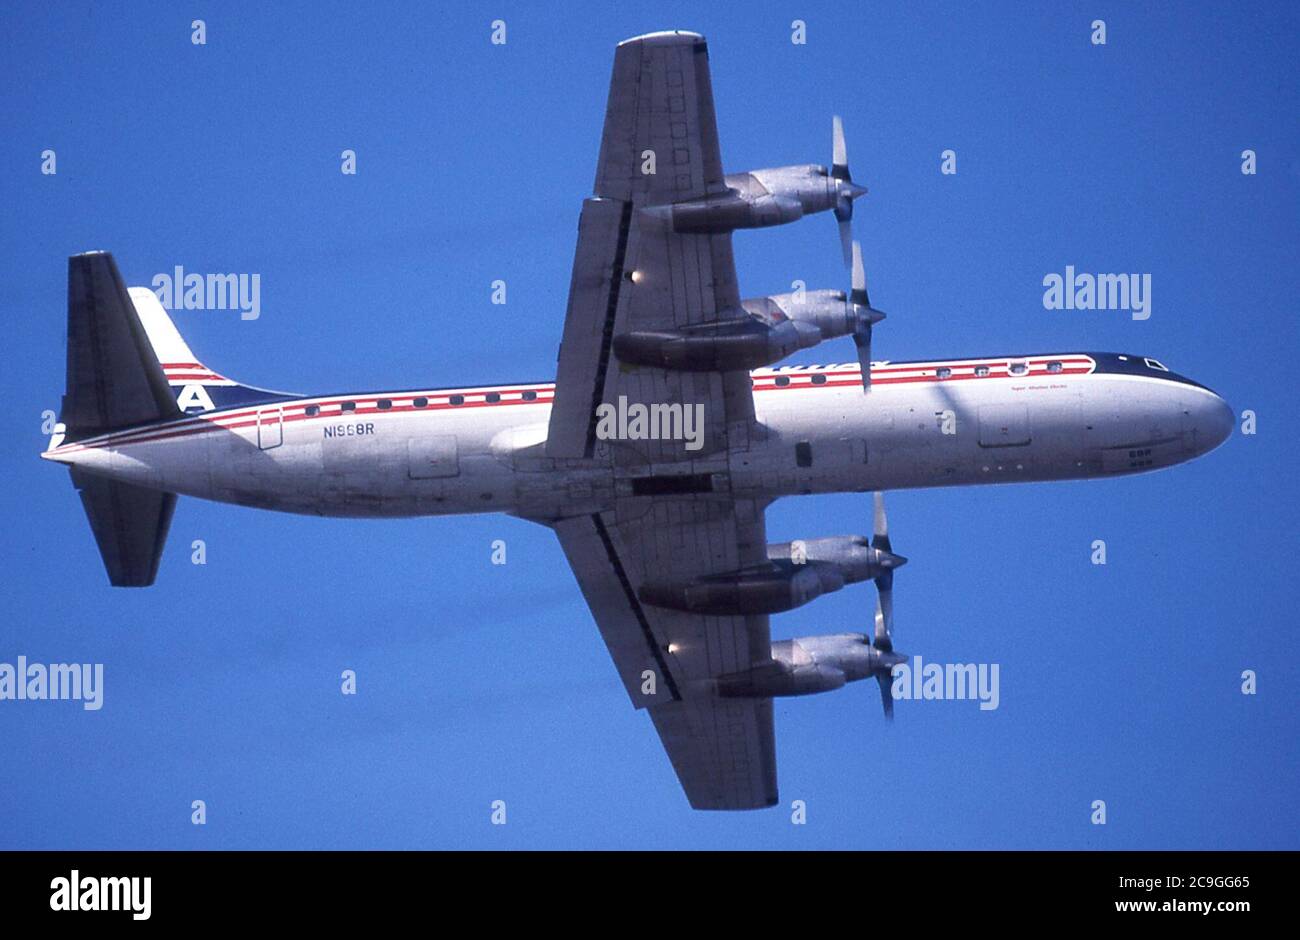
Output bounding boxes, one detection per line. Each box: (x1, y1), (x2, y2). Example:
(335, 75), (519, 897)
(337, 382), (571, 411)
(44, 353), (1234, 520)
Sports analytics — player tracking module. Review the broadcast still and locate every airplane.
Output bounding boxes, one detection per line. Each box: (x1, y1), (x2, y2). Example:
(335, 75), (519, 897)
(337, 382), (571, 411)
(42, 30), (1232, 810)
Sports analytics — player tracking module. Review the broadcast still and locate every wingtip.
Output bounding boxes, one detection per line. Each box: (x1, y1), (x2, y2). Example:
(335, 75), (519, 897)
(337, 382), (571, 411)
(619, 30), (705, 48)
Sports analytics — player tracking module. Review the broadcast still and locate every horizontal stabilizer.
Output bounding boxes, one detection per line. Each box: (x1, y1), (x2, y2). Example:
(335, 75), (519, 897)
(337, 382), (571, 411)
(71, 467), (177, 587)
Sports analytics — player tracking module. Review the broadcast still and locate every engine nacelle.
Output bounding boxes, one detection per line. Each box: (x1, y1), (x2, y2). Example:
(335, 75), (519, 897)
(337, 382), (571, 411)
(742, 289), (853, 338)
(638, 561), (844, 616)
(767, 535), (905, 585)
(717, 634), (905, 698)
(718, 661), (847, 698)
(612, 315), (821, 372)
(665, 192), (804, 234)
(648, 164), (858, 235)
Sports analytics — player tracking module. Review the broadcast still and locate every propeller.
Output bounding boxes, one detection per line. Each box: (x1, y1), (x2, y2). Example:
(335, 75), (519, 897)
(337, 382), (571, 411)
(849, 242), (887, 391)
(872, 595), (898, 718)
(868, 491), (907, 719)
(831, 115), (868, 266)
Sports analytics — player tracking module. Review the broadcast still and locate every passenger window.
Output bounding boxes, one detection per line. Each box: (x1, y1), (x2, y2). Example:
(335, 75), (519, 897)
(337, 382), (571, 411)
(305, 405), (320, 417)
(937, 367), (952, 379)
(1047, 361), (1063, 374)
(522, 390), (537, 401)
(811, 374), (827, 385)
(975, 366), (990, 378)
(486, 392), (501, 403)
(341, 401), (356, 413)
(1008, 361), (1028, 376)
(775, 375), (791, 387)
(377, 399), (392, 409)
(449, 394), (465, 406)
(413, 396), (428, 408)
(795, 441), (812, 468)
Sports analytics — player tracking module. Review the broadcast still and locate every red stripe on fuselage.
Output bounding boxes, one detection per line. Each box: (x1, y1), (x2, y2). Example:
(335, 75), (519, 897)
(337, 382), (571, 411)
(57, 355), (1099, 454)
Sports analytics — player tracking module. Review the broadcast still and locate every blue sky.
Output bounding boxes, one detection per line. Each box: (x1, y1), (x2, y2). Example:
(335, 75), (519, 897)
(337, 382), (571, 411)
(1, 0), (1296, 848)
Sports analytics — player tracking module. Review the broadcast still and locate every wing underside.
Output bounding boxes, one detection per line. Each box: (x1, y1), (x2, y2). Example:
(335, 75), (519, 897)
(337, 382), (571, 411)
(546, 31), (754, 463)
(553, 500), (778, 810)
(545, 31), (778, 810)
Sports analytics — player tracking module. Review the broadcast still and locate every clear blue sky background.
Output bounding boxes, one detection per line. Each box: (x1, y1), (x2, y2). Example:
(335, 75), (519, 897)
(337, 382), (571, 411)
(1, 1), (1296, 849)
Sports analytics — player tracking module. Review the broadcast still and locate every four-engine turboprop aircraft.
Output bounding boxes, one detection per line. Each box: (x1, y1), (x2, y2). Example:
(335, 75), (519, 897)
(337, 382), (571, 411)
(43, 31), (1232, 810)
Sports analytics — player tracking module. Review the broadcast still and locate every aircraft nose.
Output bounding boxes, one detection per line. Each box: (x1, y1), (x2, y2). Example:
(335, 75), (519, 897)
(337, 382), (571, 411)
(1197, 392), (1234, 454)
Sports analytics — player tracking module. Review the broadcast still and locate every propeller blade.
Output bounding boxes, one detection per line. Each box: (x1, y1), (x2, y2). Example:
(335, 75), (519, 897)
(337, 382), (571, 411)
(853, 321), (872, 390)
(848, 242), (883, 388)
(872, 491), (897, 648)
(872, 491), (893, 553)
(832, 115), (849, 180)
(831, 123), (865, 267)
(851, 241), (868, 306)
(850, 242), (876, 387)
(875, 671), (894, 719)
(877, 572), (894, 641)
(872, 591), (892, 652)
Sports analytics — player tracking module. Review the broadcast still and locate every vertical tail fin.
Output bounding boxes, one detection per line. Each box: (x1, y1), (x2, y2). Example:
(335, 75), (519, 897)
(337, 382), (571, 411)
(129, 287), (296, 413)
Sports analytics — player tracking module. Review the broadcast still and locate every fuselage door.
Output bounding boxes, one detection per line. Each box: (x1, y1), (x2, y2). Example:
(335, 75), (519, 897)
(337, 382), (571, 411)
(408, 436), (459, 479)
(978, 403), (1031, 447)
(257, 406), (283, 450)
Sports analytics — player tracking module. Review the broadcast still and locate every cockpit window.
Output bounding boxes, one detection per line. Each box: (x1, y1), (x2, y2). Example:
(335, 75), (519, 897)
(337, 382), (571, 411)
(1144, 358), (1169, 372)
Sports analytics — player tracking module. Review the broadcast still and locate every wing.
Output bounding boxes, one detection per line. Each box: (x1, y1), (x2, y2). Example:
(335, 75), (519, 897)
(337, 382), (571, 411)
(545, 32), (776, 810)
(546, 30), (756, 463)
(553, 497), (778, 810)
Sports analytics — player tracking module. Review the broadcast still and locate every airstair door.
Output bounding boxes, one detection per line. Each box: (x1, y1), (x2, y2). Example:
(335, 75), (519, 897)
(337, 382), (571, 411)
(257, 406), (283, 450)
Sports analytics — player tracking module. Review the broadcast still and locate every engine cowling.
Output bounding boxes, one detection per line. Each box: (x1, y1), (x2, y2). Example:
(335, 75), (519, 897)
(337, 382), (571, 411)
(665, 191), (804, 234)
(612, 315), (821, 372)
(638, 561), (844, 616)
(718, 662), (847, 698)
(647, 164), (860, 235)
(743, 289), (857, 339)
(767, 535), (906, 585)
(716, 634), (904, 698)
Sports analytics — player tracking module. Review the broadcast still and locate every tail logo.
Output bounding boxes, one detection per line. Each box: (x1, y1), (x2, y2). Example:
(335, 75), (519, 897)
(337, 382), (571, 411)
(176, 384), (216, 412)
